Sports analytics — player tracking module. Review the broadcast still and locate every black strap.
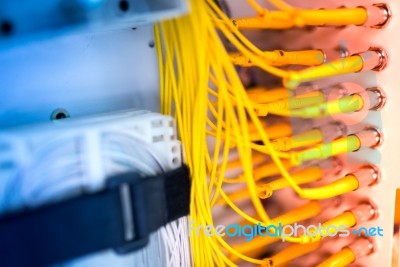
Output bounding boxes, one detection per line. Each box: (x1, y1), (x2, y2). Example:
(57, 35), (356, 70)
(0, 165), (191, 267)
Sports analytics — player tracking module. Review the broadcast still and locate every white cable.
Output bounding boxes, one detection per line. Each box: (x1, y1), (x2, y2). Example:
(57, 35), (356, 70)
(0, 115), (190, 267)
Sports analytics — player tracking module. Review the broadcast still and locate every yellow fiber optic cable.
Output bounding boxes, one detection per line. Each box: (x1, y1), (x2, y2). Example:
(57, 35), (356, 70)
(229, 201), (322, 262)
(292, 8), (368, 26)
(206, 122), (293, 150)
(263, 203), (377, 245)
(218, 187), (251, 204)
(243, 160), (292, 182)
(249, 143), (291, 159)
(291, 135), (361, 166)
(298, 175), (358, 199)
(247, 119), (268, 133)
(284, 49), (384, 89)
(257, 166), (323, 198)
(265, 88), (383, 118)
(291, 211), (357, 244)
(284, 56), (363, 89)
(206, 130), (291, 160)
(234, 7), (369, 30)
(258, 162), (364, 199)
(230, 49), (325, 67)
(269, 201), (322, 226)
(269, 94), (364, 118)
(316, 238), (374, 267)
(225, 152), (267, 170)
(208, 121), (291, 144)
(296, 204), (376, 244)
(270, 129), (324, 151)
(214, 19), (289, 78)
(213, 0), (354, 206)
(208, 0), (291, 78)
(231, 17), (294, 30)
(395, 190), (400, 224)
(246, 87), (292, 104)
(208, 83), (233, 206)
(217, 188), (318, 261)
(158, 0), (362, 264)
(254, 90), (326, 116)
(157, 2), (240, 264)
(316, 248), (356, 267)
(262, 242), (322, 267)
(209, 0), (278, 239)
(229, 236), (277, 263)
(224, 165), (320, 202)
(299, 171), (376, 199)
(249, 122), (293, 141)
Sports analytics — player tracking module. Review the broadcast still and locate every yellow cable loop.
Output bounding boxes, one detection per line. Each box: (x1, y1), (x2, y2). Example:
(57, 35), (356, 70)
(257, 166), (323, 198)
(261, 242), (322, 267)
(316, 248), (356, 267)
(284, 56), (364, 89)
(230, 49), (325, 67)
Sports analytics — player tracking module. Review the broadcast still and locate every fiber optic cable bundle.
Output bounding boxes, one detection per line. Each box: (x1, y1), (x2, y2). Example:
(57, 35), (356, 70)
(0, 110), (191, 267)
(155, 0), (388, 266)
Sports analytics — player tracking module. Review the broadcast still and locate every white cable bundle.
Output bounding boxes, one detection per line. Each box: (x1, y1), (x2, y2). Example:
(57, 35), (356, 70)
(0, 110), (191, 267)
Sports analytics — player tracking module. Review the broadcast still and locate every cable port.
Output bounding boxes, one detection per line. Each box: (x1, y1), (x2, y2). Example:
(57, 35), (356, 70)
(363, 3), (392, 29)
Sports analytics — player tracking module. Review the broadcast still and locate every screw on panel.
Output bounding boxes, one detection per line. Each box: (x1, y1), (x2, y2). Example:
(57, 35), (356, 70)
(51, 108), (70, 120)
(119, 0), (130, 12)
(1, 21), (13, 36)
